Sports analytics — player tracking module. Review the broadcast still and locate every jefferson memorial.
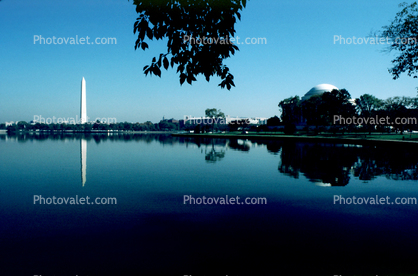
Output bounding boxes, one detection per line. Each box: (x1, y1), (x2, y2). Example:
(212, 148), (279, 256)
(301, 83), (339, 102)
(297, 84), (355, 126)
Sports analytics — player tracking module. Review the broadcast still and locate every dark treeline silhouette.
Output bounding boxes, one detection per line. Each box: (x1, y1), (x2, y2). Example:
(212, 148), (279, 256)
(2, 120), (175, 132)
(279, 89), (418, 135)
(4, 132), (418, 184)
(2, 119), (254, 133)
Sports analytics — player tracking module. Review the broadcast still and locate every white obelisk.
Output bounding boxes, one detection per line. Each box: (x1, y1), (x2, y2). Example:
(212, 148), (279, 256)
(81, 77), (87, 124)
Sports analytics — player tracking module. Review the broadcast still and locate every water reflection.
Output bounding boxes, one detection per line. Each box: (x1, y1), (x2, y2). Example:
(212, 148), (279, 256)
(228, 139), (251, 152)
(81, 139), (87, 187)
(276, 143), (356, 186)
(2, 132), (418, 185)
(204, 140), (225, 163)
(254, 140), (418, 185)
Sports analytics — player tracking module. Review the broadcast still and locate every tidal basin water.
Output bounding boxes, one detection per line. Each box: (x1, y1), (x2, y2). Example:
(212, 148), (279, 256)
(1, 133), (418, 275)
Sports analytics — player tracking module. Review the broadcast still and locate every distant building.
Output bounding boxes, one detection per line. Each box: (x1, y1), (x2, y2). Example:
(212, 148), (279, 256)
(301, 84), (339, 102)
(286, 83), (356, 126)
(301, 83), (355, 105)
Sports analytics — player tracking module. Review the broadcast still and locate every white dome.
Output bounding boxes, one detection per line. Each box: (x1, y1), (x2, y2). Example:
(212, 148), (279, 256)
(301, 84), (338, 101)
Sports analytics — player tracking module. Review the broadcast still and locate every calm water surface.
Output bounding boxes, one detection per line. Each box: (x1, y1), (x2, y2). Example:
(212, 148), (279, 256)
(1, 133), (418, 275)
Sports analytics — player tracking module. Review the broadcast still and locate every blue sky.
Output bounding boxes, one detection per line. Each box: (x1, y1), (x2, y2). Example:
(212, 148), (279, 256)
(1, 0), (417, 124)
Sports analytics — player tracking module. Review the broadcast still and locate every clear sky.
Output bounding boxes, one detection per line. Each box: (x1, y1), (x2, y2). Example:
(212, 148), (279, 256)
(1, 0), (417, 124)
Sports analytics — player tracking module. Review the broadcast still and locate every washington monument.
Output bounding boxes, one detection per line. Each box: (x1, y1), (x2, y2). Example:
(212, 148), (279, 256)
(81, 77), (87, 124)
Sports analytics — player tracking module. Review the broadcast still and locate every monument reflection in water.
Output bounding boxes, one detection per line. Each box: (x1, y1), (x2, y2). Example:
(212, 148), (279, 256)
(80, 138), (86, 186)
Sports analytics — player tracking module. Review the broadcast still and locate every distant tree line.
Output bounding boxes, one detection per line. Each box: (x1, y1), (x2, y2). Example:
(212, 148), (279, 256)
(2, 116), (268, 133)
(2, 120), (178, 132)
(278, 89), (418, 135)
(1, 106), (286, 134)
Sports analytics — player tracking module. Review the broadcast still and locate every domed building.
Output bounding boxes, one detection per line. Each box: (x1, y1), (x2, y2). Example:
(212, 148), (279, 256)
(280, 83), (354, 127)
(298, 83), (351, 127)
(301, 84), (339, 102)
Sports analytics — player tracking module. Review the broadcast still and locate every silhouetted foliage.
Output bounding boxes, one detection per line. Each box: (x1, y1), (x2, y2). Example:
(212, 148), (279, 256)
(228, 119), (249, 131)
(321, 89), (356, 125)
(355, 94), (384, 117)
(278, 96), (302, 125)
(132, 0), (248, 89)
(266, 116), (281, 126)
(194, 124), (201, 134)
(283, 123), (296, 135)
(301, 95), (324, 131)
(383, 97), (410, 133)
(159, 120), (178, 130)
(205, 108), (225, 132)
(380, 2), (418, 80)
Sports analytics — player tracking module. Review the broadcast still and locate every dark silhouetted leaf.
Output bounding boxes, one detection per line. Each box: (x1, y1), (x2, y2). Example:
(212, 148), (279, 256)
(163, 56), (169, 70)
(180, 73), (186, 85)
(141, 42), (148, 50)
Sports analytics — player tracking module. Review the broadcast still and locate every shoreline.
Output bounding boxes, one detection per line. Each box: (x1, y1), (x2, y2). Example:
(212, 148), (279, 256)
(3, 130), (418, 146)
(171, 133), (418, 146)
(0, 130), (175, 134)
